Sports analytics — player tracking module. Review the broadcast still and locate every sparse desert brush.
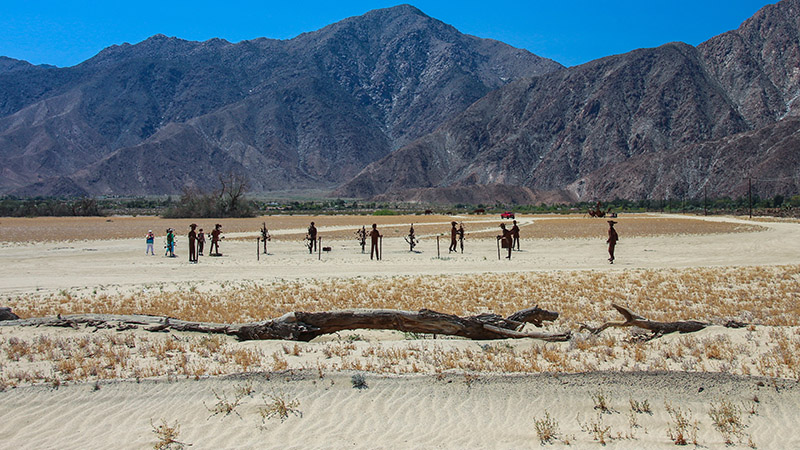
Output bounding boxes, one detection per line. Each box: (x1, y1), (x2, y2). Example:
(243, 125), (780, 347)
(629, 398), (652, 415)
(205, 387), (246, 419)
(151, 418), (190, 450)
(578, 412), (613, 445)
(665, 402), (698, 446)
(708, 400), (749, 445)
(271, 352), (288, 371)
(8, 264), (800, 330)
(592, 391), (614, 414)
(230, 347), (262, 371)
(534, 412), (560, 445)
(351, 372), (368, 389)
(5, 337), (31, 361)
(259, 390), (302, 423)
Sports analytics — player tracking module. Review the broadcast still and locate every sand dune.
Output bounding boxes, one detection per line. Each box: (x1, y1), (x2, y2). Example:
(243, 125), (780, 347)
(1, 371), (798, 449)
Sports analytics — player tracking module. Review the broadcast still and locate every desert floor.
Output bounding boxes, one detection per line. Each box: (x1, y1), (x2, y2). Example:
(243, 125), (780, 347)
(1, 213), (799, 449)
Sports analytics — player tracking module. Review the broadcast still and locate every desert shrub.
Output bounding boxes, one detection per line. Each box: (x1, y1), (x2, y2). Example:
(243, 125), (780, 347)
(259, 391), (302, 423)
(665, 402), (698, 446)
(579, 412), (613, 445)
(151, 419), (190, 449)
(708, 400), (748, 445)
(351, 373), (368, 389)
(534, 412), (560, 444)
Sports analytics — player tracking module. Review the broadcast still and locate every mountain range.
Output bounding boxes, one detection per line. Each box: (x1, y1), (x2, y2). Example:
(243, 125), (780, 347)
(0, 5), (559, 197)
(337, 0), (800, 203)
(2, 1), (799, 202)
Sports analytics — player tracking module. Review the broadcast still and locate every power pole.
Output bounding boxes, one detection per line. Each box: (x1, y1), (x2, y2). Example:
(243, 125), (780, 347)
(748, 177), (752, 218)
(704, 185), (708, 216)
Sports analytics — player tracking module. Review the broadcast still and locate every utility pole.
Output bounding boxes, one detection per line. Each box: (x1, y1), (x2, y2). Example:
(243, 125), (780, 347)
(748, 177), (752, 218)
(704, 185), (708, 216)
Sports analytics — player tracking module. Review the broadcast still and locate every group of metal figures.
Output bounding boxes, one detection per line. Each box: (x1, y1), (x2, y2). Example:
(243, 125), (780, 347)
(149, 223), (223, 263)
(156, 218), (620, 264)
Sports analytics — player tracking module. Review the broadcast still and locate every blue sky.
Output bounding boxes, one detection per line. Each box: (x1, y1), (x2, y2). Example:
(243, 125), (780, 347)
(0, 1), (773, 68)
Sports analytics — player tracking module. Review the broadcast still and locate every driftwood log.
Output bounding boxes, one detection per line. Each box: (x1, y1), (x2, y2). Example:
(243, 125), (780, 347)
(0, 306), (570, 342)
(579, 304), (708, 338)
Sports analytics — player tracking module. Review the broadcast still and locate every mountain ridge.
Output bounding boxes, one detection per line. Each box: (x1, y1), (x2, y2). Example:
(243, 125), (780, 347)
(336, 0), (800, 202)
(1, 4), (561, 196)
(4, 1), (799, 202)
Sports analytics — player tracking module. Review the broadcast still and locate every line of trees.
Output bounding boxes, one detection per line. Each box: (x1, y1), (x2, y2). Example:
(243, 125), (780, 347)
(0, 197), (103, 217)
(161, 173), (255, 218)
(2, 188), (799, 218)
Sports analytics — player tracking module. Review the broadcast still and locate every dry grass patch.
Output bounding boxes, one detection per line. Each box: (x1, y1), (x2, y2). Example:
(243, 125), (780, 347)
(0, 214), (482, 243)
(4, 263), (800, 385)
(259, 390), (302, 423)
(0, 214), (763, 243)
(7, 265), (800, 327)
(151, 418), (190, 449)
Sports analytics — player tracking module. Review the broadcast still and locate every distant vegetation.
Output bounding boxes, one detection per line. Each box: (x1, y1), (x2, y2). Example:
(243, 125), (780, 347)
(2, 193), (800, 218)
(162, 174), (255, 219)
(0, 197), (104, 217)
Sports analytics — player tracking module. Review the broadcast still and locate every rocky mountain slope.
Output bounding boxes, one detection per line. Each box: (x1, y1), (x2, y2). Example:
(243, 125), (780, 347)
(338, 0), (800, 202)
(0, 5), (561, 196)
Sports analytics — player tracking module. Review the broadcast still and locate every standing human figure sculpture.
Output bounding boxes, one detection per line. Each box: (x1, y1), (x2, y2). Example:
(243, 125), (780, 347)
(307, 222), (318, 254)
(497, 223), (513, 259)
(188, 224), (198, 263)
(210, 224), (223, 256)
(197, 228), (205, 256)
(448, 221), (458, 253)
(356, 226), (367, 253)
(260, 222), (271, 254)
(167, 228), (175, 258)
(145, 230), (155, 256)
(457, 223), (465, 253)
(165, 228), (176, 257)
(607, 220), (619, 264)
(511, 220), (520, 251)
(370, 223), (382, 260)
(406, 223), (417, 252)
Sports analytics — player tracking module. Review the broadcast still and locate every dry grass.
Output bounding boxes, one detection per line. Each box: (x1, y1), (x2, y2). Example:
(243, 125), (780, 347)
(3, 259), (800, 387)
(0, 214), (762, 243)
(578, 412), (613, 445)
(665, 402), (699, 446)
(2, 321), (800, 387)
(0, 214), (477, 243)
(534, 412), (561, 445)
(151, 418), (190, 450)
(7, 265), (799, 327)
(708, 400), (749, 445)
(258, 391), (302, 423)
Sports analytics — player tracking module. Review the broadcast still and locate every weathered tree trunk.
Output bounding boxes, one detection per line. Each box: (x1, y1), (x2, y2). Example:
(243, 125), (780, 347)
(0, 307), (19, 321)
(0, 306), (570, 342)
(579, 304), (708, 338)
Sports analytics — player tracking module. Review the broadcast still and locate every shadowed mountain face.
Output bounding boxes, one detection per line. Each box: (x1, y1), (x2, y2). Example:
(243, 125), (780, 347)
(338, 0), (800, 202)
(0, 5), (562, 196)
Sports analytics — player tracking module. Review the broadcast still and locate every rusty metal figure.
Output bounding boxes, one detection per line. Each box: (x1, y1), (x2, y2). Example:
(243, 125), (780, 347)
(405, 223), (418, 252)
(260, 222), (271, 254)
(356, 225), (367, 253)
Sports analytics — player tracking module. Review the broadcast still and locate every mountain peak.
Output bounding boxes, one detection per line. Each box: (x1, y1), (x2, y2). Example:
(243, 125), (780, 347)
(0, 56), (32, 71)
(367, 4), (428, 18)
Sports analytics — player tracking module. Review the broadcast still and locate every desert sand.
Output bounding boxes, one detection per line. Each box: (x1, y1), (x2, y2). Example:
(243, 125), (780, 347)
(1, 213), (799, 449)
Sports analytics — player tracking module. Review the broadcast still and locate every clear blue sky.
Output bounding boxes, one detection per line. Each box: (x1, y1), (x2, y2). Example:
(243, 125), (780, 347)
(0, 1), (773, 68)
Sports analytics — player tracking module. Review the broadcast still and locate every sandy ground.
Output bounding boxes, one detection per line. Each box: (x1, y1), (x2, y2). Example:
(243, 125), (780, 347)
(2, 213), (800, 449)
(1, 371), (798, 449)
(0, 213), (787, 296)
